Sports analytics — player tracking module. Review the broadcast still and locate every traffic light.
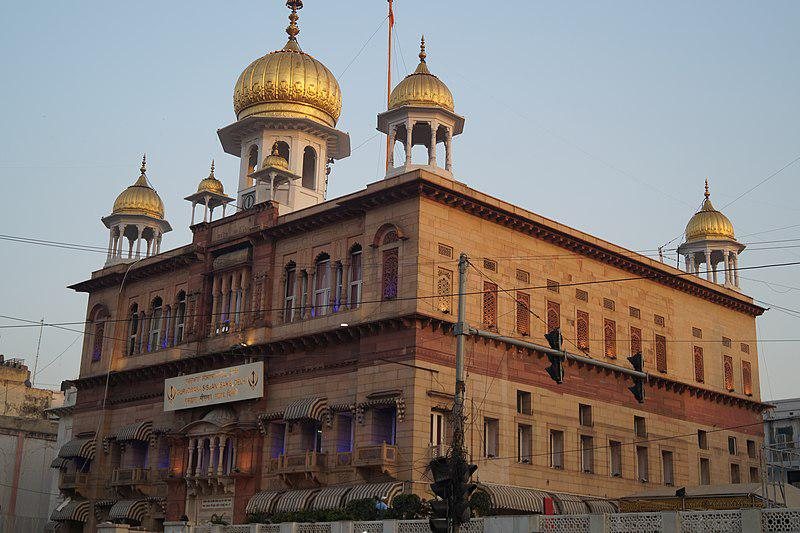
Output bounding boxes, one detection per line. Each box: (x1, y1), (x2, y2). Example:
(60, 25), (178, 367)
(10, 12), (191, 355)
(627, 351), (645, 403)
(429, 457), (452, 533)
(544, 328), (565, 384)
(451, 461), (478, 526)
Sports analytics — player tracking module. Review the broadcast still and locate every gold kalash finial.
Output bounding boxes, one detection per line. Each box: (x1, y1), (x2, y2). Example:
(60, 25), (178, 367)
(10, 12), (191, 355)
(286, 0), (303, 41)
(210, 159), (215, 178)
(140, 154), (147, 175)
(704, 178), (710, 200)
(419, 35), (427, 63)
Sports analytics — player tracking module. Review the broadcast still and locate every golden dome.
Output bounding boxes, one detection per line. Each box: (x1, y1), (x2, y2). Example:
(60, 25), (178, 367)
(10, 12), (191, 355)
(262, 142), (289, 170)
(197, 160), (225, 195)
(233, 3), (341, 127)
(685, 180), (736, 242)
(112, 156), (165, 219)
(389, 37), (454, 112)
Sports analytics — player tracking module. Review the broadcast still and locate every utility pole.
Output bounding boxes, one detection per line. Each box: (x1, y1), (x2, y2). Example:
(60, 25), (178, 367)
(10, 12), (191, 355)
(453, 252), (468, 457)
(32, 318), (44, 387)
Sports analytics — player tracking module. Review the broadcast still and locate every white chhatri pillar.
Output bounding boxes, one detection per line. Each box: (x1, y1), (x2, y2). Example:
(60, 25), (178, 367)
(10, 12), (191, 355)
(704, 250), (712, 281)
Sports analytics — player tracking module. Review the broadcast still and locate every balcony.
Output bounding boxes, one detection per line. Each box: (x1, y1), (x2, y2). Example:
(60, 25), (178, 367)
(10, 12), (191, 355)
(60, 471), (89, 490)
(273, 451), (327, 482)
(111, 467), (151, 487)
(332, 451), (353, 470)
(354, 444), (398, 474)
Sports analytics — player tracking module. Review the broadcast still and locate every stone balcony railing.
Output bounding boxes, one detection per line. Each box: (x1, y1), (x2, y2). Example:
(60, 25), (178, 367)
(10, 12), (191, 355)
(354, 443), (398, 473)
(111, 467), (151, 486)
(271, 451), (327, 477)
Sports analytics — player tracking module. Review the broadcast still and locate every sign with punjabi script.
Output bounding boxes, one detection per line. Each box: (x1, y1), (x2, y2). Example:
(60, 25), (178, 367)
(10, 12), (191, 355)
(164, 362), (263, 412)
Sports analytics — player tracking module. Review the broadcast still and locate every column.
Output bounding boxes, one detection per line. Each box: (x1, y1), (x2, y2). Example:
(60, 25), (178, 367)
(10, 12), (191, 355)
(704, 250), (712, 281)
(444, 128), (453, 171)
(204, 196), (211, 223)
(211, 275), (221, 334)
(188, 438), (197, 476)
(685, 255), (691, 273)
(222, 204), (227, 217)
(733, 254), (740, 287)
(429, 121), (438, 167)
(240, 268), (250, 328)
(156, 233), (162, 254)
(208, 437), (218, 476)
(723, 250), (730, 284)
(217, 435), (227, 476)
(191, 202), (196, 225)
(106, 230), (115, 261)
(135, 225), (144, 259)
(405, 120), (413, 166)
(230, 274), (241, 330)
(387, 127), (396, 169)
(712, 254), (718, 284)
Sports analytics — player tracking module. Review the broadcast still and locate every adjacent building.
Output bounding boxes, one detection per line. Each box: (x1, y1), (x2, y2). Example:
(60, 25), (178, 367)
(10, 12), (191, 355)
(763, 398), (800, 487)
(51, 3), (768, 531)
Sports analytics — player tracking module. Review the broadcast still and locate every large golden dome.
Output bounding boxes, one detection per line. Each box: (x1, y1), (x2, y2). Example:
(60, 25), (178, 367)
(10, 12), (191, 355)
(112, 156), (165, 219)
(197, 161), (225, 195)
(685, 181), (735, 242)
(389, 37), (454, 112)
(233, 4), (341, 127)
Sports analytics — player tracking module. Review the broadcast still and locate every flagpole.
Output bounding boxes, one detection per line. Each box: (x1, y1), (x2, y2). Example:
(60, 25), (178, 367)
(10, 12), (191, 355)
(385, 0), (394, 172)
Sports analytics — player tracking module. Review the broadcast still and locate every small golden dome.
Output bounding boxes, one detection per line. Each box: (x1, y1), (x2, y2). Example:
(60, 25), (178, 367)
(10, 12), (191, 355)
(233, 3), (342, 127)
(262, 142), (289, 170)
(197, 160), (225, 195)
(112, 155), (165, 219)
(685, 180), (736, 242)
(389, 36), (454, 112)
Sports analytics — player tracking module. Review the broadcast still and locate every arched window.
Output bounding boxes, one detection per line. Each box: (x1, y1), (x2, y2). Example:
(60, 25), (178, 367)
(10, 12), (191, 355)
(284, 263), (296, 323)
(302, 146), (317, 190)
(348, 244), (363, 309)
(276, 141), (290, 164)
(90, 306), (110, 362)
(148, 298), (163, 352)
(161, 305), (171, 350)
(247, 145), (259, 175)
(128, 304), (139, 356)
(382, 249), (399, 300)
(174, 291), (187, 345)
(313, 253), (331, 317)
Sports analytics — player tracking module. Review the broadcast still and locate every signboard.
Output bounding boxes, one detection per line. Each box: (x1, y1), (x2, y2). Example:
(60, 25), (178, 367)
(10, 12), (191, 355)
(164, 362), (264, 412)
(201, 497), (233, 511)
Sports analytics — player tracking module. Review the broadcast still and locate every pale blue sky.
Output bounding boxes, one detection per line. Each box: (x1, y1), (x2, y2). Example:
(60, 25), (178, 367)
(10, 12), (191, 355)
(0, 1), (798, 399)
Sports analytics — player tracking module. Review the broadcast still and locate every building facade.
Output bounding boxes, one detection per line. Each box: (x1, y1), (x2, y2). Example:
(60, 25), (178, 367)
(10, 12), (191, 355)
(763, 398), (800, 487)
(52, 3), (767, 531)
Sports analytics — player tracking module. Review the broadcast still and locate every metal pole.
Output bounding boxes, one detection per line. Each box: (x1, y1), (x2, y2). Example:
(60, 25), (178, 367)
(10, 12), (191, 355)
(32, 318), (44, 387)
(452, 253), (469, 533)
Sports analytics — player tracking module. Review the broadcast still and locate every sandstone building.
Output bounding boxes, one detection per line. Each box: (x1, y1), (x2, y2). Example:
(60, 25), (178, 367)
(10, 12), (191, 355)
(51, 3), (767, 531)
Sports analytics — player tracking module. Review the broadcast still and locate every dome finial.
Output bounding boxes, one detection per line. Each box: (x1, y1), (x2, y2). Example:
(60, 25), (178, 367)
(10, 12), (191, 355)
(286, 0), (303, 41)
(419, 35), (427, 63)
(140, 153), (147, 175)
(272, 141), (280, 156)
(704, 178), (710, 200)
(210, 159), (215, 178)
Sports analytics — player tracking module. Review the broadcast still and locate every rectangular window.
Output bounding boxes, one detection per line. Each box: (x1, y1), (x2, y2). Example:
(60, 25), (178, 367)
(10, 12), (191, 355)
(516, 390), (532, 415)
(483, 282), (498, 328)
(728, 436), (737, 455)
(313, 259), (331, 317)
(436, 268), (453, 314)
(576, 310), (590, 352)
(654, 314), (665, 327)
(698, 430), (708, 450)
(604, 318), (617, 358)
(333, 263), (344, 312)
(656, 334), (668, 373)
(634, 416), (647, 438)
(92, 322), (105, 362)
(348, 249), (363, 308)
(547, 300), (560, 332)
(516, 292), (530, 336)
(373, 407), (397, 445)
(336, 413), (354, 453)
(730, 463), (741, 484)
(270, 423), (287, 459)
(381, 249), (399, 300)
(692, 327), (703, 339)
(724, 355), (735, 391)
(603, 298), (615, 311)
(742, 361), (753, 396)
(550, 429), (564, 469)
(636, 446), (649, 482)
(722, 336), (732, 348)
(517, 424), (533, 464)
(483, 418), (499, 458)
(438, 243), (453, 258)
(580, 435), (594, 473)
(174, 295), (186, 344)
(700, 457), (711, 485)
(483, 258), (497, 272)
(694, 346), (705, 383)
(579, 404), (593, 427)
(630, 326), (642, 355)
(662, 450), (674, 486)
(516, 269), (530, 284)
(610, 441), (623, 477)
(300, 271), (309, 318)
(741, 343), (750, 354)
(430, 412), (445, 447)
(747, 440), (756, 459)
(576, 289), (588, 302)
(750, 467), (760, 483)
(629, 306), (641, 319)
(547, 279), (560, 293)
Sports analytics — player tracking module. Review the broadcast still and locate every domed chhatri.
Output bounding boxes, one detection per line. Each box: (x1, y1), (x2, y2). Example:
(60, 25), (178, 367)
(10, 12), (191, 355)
(684, 180), (736, 242)
(262, 142), (289, 171)
(112, 155), (165, 220)
(196, 160), (225, 195)
(388, 36), (455, 112)
(233, 0), (342, 127)
(677, 179), (744, 290)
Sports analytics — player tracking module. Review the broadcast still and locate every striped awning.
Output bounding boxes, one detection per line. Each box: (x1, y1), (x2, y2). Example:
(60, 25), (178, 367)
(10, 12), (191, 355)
(50, 457), (68, 469)
(94, 500), (117, 520)
(310, 485), (354, 510)
(108, 499), (149, 524)
(246, 491), (284, 515)
(284, 397), (328, 422)
(51, 500), (90, 522)
(274, 489), (320, 513)
(478, 483), (550, 514)
(584, 499), (618, 514)
(343, 482), (404, 505)
(57, 438), (96, 460)
(111, 421), (152, 442)
(551, 492), (590, 515)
